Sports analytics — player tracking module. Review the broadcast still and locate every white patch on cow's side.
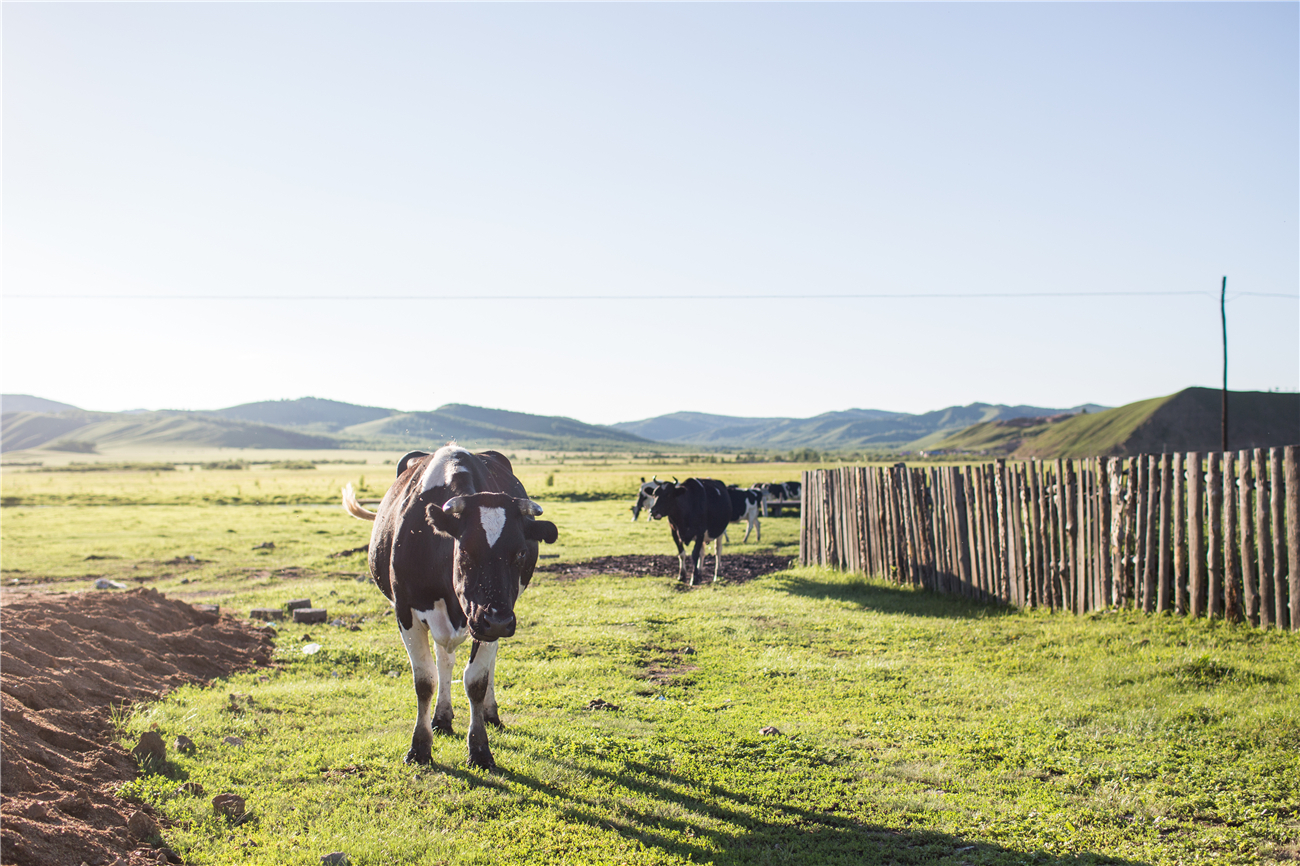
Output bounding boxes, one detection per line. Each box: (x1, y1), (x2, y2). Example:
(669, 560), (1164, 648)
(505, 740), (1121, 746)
(414, 600), (469, 650)
(480, 507), (506, 547)
(420, 445), (473, 494)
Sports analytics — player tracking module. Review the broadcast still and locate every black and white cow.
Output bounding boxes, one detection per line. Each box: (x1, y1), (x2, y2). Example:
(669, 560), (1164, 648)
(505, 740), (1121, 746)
(343, 445), (557, 770)
(630, 477), (665, 522)
(648, 478), (732, 585)
(726, 485), (763, 543)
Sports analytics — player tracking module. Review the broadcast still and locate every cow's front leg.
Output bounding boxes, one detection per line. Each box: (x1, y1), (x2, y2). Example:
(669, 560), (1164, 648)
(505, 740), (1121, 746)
(671, 527), (688, 583)
(463, 639), (500, 770)
(479, 641), (503, 728)
(431, 640), (456, 736)
(398, 618), (436, 765)
(689, 537), (705, 586)
(712, 534), (723, 583)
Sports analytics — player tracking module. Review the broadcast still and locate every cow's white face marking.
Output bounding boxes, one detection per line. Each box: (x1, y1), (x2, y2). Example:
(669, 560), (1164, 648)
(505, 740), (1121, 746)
(421, 445), (473, 494)
(480, 507), (506, 547)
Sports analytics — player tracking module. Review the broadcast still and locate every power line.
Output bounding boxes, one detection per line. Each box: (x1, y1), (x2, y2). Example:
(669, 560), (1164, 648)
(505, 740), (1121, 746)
(3, 290), (1295, 301)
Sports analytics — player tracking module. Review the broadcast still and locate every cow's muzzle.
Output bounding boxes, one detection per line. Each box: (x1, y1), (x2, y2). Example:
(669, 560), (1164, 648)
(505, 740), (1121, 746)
(469, 606), (516, 641)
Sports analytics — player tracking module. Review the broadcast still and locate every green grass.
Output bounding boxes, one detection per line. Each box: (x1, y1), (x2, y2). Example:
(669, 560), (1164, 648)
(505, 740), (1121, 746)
(3, 462), (1299, 865)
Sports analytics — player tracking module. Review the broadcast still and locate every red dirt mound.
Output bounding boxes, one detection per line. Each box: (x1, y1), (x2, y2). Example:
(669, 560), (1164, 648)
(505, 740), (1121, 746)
(0, 588), (274, 866)
(536, 553), (795, 584)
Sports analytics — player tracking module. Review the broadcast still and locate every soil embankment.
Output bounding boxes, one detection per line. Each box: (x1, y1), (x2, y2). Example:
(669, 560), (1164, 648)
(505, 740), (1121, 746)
(0, 588), (273, 866)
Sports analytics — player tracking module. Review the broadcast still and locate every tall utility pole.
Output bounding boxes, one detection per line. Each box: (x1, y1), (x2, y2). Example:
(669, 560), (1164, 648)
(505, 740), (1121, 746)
(1221, 276), (1228, 453)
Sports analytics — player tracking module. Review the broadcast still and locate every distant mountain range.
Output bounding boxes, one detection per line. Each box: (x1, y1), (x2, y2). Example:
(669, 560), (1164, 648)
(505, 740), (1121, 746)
(3, 391), (1293, 457)
(610, 403), (1109, 450)
(0, 398), (653, 453)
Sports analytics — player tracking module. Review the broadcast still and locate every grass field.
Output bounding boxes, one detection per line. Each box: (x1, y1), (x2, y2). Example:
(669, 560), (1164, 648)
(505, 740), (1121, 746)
(2, 460), (1298, 865)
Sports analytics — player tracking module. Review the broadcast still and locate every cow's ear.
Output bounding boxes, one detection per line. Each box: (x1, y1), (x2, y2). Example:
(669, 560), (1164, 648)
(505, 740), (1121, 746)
(424, 503), (464, 538)
(523, 520), (558, 545)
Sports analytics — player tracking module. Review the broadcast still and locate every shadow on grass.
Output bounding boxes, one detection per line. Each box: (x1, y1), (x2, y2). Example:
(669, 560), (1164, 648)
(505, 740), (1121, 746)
(772, 571), (1022, 621)
(433, 730), (1151, 866)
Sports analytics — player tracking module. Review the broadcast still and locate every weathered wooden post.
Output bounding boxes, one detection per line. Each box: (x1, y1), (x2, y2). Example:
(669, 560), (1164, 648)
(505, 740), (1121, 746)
(1172, 452), (1187, 615)
(1271, 448), (1289, 630)
(1224, 451), (1241, 623)
(1188, 453), (1206, 618)
(1142, 455), (1160, 613)
(1239, 450), (1258, 625)
(1286, 446), (1300, 633)
(1157, 453), (1173, 613)
(1207, 453), (1224, 618)
(1254, 450), (1274, 628)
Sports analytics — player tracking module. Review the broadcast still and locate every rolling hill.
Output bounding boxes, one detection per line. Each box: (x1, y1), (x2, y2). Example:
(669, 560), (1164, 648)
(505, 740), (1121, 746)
(0, 410), (339, 452)
(931, 388), (1299, 458)
(611, 403), (1108, 450)
(0, 395), (82, 415)
(340, 404), (653, 450)
(212, 397), (395, 433)
(1, 400), (656, 454)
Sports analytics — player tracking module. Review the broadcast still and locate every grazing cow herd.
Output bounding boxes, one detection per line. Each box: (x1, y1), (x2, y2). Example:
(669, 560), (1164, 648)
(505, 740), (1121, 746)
(343, 446), (798, 770)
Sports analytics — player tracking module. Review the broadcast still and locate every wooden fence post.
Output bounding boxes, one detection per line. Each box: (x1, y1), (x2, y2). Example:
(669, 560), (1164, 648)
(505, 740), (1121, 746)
(1188, 453), (1206, 618)
(1239, 450), (1259, 625)
(1255, 450), (1274, 628)
(1142, 455), (1159, 613)
(1135, 455), (1150, 610)
(1172, 452), (1187, 615)
(1224, 450), (1241, 623)
(1286, 446), (1299, 633)
(1272, 448), (1289, 630)
(1076, 460), (1089, 614)
(1208, 453), (1223, 618)
(1108, 458), (1123, 608)
(1157, 453), (1173, 613)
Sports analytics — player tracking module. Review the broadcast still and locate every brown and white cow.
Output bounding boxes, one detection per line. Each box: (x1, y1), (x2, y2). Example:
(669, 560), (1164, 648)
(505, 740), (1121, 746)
(343, 445), (557, 770)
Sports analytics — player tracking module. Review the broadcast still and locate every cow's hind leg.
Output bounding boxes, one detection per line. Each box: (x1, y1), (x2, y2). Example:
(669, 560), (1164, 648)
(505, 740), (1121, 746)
(689, 537), (705, 586)
(463, 639), (500, 770)
(431, 641), (456, 735)
(712, 534), (722, 583)
(398, 619), (437, 765)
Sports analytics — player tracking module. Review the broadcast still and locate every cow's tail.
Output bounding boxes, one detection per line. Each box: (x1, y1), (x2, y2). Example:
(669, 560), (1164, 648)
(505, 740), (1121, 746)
(342, 483), (377, 521)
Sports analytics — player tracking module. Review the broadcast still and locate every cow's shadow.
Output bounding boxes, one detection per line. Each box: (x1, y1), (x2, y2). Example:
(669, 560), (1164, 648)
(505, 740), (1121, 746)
(772, 572), (1023, 621)
(433, 731), (1152, 866)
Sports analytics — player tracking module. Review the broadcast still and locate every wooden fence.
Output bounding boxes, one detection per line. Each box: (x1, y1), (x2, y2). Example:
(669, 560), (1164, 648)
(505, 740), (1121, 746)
(799, 446), (1300, 630)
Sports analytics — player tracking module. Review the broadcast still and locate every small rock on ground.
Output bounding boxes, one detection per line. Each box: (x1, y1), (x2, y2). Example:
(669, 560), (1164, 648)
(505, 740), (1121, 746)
(126, 810), (157, 840)
(212, 793), (246, 820)
(175, 781), (205, 797)
(760, 726), (781, 735)
(321, 853), (351, 866)
(173, 734), (195, 755)
(131, 731), (166, 765)
(222, 736), (245, 746)
(586, 699), (620, 711)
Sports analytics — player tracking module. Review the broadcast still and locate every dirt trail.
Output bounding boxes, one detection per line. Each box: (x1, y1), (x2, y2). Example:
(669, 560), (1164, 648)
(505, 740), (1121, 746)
(536, 553), (795, 584)
(0, 588), (274, 866)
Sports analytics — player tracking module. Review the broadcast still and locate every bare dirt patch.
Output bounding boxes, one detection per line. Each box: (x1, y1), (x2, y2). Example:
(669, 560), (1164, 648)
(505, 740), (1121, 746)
(0, 588), (274, 866)
(536, 553), (794, 585)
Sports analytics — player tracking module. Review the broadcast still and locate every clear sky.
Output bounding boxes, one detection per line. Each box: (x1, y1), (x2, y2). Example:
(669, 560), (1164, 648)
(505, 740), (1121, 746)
(3, 3), (1296, 425)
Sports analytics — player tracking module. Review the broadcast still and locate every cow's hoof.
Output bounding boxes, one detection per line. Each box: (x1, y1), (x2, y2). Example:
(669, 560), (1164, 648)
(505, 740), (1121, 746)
(484, 711), (504, 729)
(467, 744), (496, 771)
(404, 744), (433, 765)
(432, 718), (455, 737)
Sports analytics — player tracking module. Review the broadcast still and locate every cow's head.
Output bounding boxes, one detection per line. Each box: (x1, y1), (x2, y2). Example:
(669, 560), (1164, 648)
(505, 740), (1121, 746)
(648, 481), (686, 520)
(424, 492), (558, 641)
